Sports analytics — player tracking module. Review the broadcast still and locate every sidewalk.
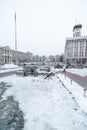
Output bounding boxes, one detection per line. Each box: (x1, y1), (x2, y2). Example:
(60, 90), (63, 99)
(58, 70), (87, 88)
(57, 70), (87, 114)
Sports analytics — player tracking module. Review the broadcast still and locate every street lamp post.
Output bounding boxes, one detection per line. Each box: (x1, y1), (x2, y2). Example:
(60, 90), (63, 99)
(15, 12), (17, 64)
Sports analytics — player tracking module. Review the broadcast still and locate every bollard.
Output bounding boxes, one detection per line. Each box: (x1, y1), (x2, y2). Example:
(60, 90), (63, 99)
(83, 87), (87, 97)
(71, 79), (72, 85)
(65, 74), (66, 80)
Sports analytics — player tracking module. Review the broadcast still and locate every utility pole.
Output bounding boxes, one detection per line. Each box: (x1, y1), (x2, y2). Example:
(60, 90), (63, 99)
(15, 12), (17, 64)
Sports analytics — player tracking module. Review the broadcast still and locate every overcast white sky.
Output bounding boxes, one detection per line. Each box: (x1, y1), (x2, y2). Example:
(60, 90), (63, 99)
(0, 0), (87, 56)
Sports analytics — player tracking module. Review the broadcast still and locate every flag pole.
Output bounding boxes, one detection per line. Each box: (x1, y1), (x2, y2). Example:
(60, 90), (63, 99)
(15, 12), (17, 64)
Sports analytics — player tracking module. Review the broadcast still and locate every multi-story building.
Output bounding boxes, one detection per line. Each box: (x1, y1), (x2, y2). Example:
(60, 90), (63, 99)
(0, 46), (12, 65)
(12, 50), (33, 63)
(0, 46), (33, 65)
(65, 24), (87, 65)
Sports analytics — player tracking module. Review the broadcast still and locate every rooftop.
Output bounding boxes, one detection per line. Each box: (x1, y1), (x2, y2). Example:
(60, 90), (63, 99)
(73, 24), (82, 31)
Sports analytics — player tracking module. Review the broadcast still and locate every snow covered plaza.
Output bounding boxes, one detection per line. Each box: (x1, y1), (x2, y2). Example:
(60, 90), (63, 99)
(0, 64), (87, 130)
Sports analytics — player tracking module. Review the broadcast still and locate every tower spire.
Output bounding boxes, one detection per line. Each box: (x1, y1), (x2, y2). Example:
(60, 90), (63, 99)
(75, 19), (77, 24)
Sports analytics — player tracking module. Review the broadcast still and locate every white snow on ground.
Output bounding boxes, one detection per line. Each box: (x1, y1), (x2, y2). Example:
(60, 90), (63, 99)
(0, 63), (18, 69)
(66, 68), (87, 77)
(0, 74), (87, 130)
(0, 63), (22, 73)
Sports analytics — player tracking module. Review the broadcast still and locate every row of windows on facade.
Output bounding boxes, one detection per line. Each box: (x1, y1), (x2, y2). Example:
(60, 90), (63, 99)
(66, 46), (87, 52)
(67, 39), (87, 43)
(67, 51), (87, 57)
(67, 48), (87, 52)
(66, 42), (87, 47)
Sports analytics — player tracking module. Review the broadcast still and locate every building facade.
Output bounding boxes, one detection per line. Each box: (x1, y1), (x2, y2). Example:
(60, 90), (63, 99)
(0, 46), (34, 65)
(0, 46), (12, 65)
(65, 24), (87, 65)
(12, 50), (33, 63)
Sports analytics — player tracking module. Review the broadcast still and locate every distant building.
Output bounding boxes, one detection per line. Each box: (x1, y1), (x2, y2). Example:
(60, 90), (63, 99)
(0, 46), (12, 65)
(12, 50), (33, 63)
(0, 45), (34, 65)
(55, 55), (60, 62)
(65, 24), (87, 65)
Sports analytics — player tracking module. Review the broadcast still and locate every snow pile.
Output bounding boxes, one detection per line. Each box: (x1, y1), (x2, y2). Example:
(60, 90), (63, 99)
(0, 75), (87, 130)
(0, 63), (22, 73)
(0, 63), (18, 69)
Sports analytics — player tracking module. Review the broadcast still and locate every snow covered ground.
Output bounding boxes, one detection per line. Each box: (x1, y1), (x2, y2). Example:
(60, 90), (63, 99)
(0, 72), (87, 130)
(0, 63), (22, 73)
